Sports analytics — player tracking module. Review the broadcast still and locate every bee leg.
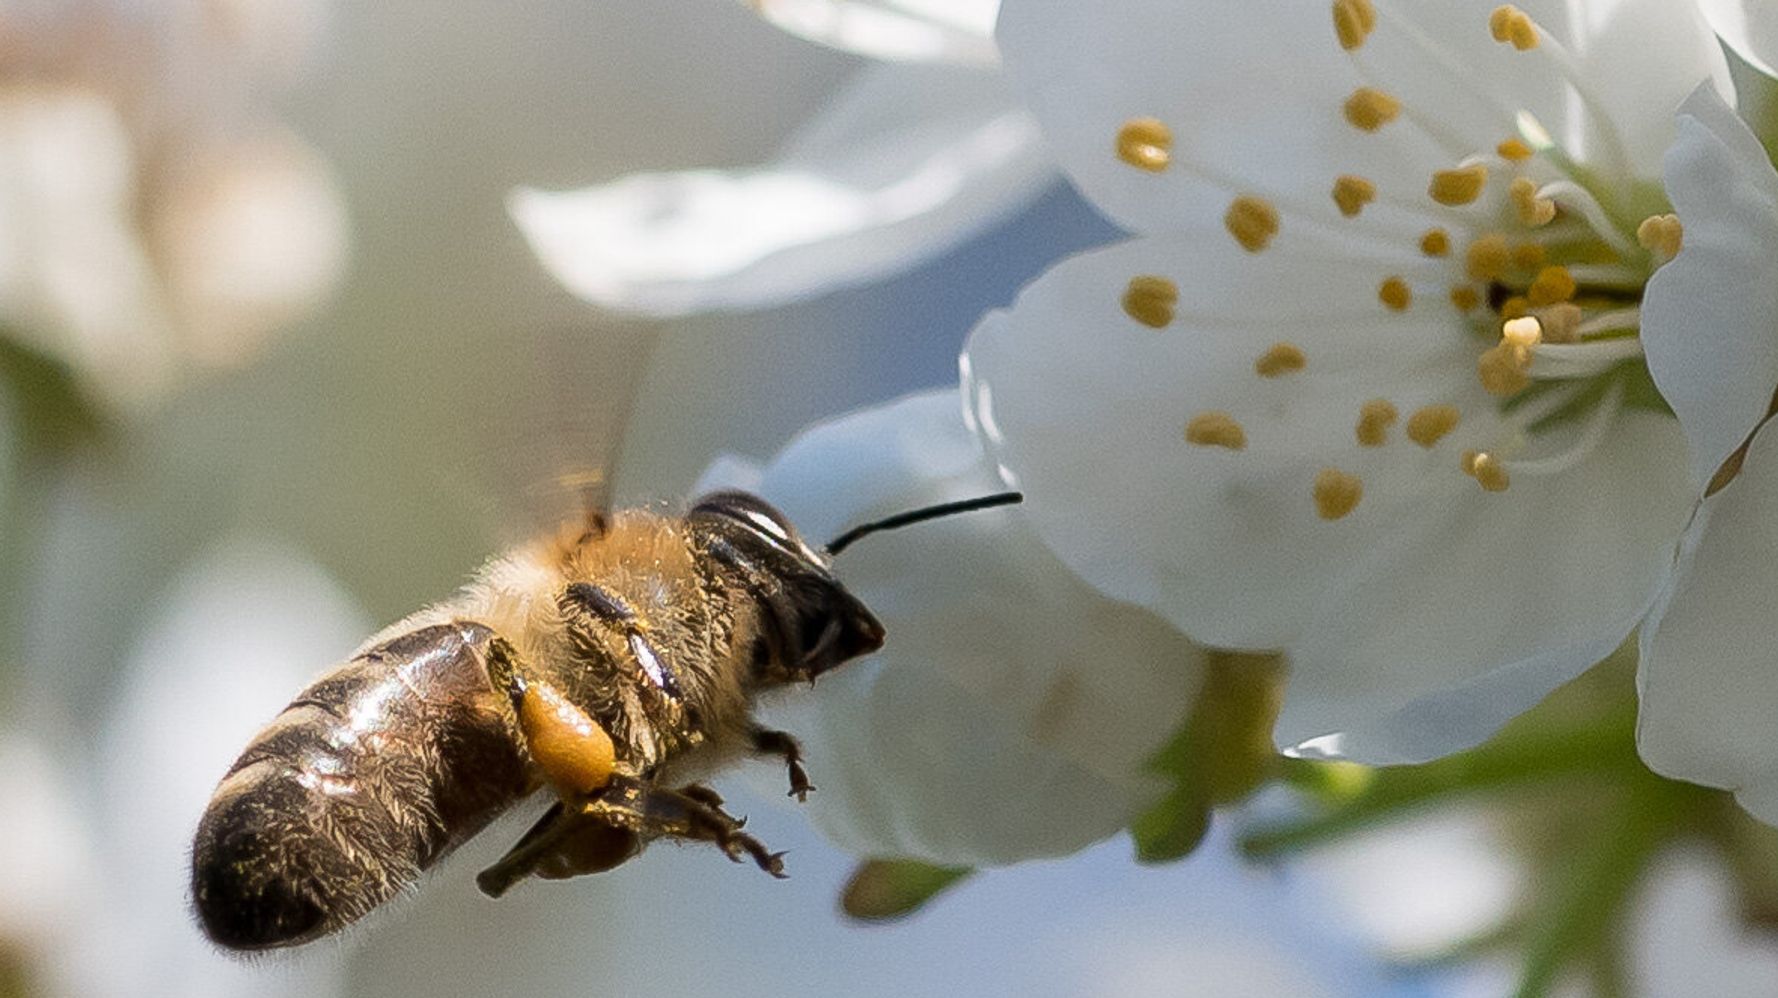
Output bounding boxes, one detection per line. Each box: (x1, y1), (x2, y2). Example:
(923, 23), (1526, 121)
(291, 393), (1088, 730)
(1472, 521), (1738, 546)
(749, 726), (814, 802)
(476, 782), (649, 898)
(636, 783), (788, 879)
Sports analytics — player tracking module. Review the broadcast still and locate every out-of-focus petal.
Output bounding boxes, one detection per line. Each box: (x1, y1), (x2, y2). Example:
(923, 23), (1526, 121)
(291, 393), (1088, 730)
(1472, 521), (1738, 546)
(745, 0), (1001, 65)
(1638, 421), (1778, 824)
(0, 734), (97, 997)
(511, 62), (1053, 317)
(149, 130), (349, 368)
(62, 538), (365, 998)
(750, 389), (1204, 864)
(1697, 0), (1778, 78)
(1642, 84), (1778, 492)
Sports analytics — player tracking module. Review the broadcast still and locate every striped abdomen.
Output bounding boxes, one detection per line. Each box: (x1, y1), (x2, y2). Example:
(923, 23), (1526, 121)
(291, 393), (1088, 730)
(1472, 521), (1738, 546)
(191, 622), (532, 950)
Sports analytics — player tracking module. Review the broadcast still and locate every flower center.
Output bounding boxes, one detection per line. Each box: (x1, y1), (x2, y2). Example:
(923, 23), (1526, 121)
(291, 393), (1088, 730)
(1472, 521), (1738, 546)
(1109, 3), (1684, 521)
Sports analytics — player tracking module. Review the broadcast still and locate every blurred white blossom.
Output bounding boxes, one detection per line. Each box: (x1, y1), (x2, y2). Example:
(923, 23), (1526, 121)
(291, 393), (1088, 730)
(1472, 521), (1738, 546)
(512, 0), (1055, 316)
(961, 0), (1737, 764)
(0, 0), (346, 412)
(698, 390), (1205, 864)
(1695, 0), (1778, 78)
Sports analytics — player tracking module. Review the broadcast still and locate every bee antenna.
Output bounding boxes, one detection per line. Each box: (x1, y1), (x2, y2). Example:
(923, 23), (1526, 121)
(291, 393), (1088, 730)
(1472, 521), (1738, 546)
(824, 491), (1023, 556)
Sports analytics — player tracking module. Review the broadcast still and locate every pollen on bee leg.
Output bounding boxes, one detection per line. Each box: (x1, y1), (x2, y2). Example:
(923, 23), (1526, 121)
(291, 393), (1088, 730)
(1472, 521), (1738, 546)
(1355, 398), (1398, 447)
(1313, 468), (1364, 520)
(1117, 117), (1172, 172)
(1637, 213), (1683, 258)
(517, 679), (618, 797)
(1122, 275), (1179, 328)
(1185, 411), (1248, 450)
(1406, 405), (1460, 447)
(1254, 341), (1308, 377)
(1489, 5), (1539, 50)
(1225, 195), (1281, 252)
(1332, 0), (1377, 50)
(1462, 450), (1511, 491)
(1465, 233), (1510, 281)
(1430, 164), (1487, 206)
(1497, 137), (1534, 162)
(1420, 228), (1450, 257)
(1333, 175), (1377, 217)
(1343, 88), (1401, 131)
(1378, 276), (1412, 311)
(1526, 265), (1576, 307)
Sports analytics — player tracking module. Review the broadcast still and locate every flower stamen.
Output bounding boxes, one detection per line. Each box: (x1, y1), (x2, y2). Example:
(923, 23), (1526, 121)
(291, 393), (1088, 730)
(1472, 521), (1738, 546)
(1636, 213), (1683, 259)
(1255, 342), (1308, 377)
(1122, 275), (1179, 328)
(1332, 0), (1378, 50)
(1333, 175), (1377, 217)
(1343, 88), (1401, 131)
(1406, 404), (1461, 447)
(1355, 398), (1398, 446)
(1225, 195), (1281, 252)
(1116, 117), (1172, 172)
(1185, 411), (1248, 450)
(1488, 5), (1539, 50)
(1430, 163), (1488, 206)
(1313, 467), (1364, 519)
(1378, 276), (1413, 311)
(1420, 228), (1450, 256)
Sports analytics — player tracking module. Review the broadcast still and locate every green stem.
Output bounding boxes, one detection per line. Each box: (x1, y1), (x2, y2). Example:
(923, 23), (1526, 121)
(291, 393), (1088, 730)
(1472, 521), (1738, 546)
(1250, 721), (1635, 857)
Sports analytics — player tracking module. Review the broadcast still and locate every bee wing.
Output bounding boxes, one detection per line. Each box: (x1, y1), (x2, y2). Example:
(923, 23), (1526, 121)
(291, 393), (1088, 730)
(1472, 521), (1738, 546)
(440, 320), (660, 548)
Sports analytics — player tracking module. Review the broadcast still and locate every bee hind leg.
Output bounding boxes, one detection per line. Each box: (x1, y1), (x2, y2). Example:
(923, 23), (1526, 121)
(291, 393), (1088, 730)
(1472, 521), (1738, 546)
(749, 726), (814, 802)
(637, 782), (787, 878)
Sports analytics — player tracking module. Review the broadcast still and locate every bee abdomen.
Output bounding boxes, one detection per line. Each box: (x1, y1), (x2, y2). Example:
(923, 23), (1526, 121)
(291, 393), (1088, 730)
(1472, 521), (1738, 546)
(192, 622), (531, 950)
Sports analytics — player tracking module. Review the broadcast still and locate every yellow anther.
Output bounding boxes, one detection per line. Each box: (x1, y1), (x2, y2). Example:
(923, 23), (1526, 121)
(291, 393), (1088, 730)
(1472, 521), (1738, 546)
(1489, 5), (1538, 50)
(1496, 137), (1533, 162)
(1333, 175), (1377, 217)
(1255, 342), (1308, 377)
(1117, 117), (1172, 172)
(1526, 265), (1577, 307)
(1122, 275), (1179, 328)
(1420, 228), (1450, 257)
(1430, 164), (1487, 206)
(1477, 342), (1531, 396)
(1343, 88), (1401, 131)
(1539, 302), (1583, 343)
(1332, 0), (1377, 49)
(1499, 296), (1529, 320)
(1464, 450), (1511, 491)
(1185, 411), (1248, 450)
(1378, 276), (1412, 311)
(1406, 405), (1461, 448)
(1450, 286), (1482, 312)
(1509, 177), (1556, 227)
(1465, 233), (1511, 281)
(1355, 398), (1398, 447)
(1225, 195), (1281, 252)
(1637, 213), (1683, 258)
(1501, 315), (1542, 348)
(1313, 467), (1364, 520)
(1510, 241), (1546, 270)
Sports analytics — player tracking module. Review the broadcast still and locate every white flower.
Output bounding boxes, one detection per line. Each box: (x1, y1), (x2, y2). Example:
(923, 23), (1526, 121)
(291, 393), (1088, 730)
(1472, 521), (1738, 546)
(1695, 0), (1778, 77)
(511, 0), (1057, 316)
(0, 0), (346, 413)
(1636, 86), (1778, 825)
(700, 389), (1206, 864)
(962, 0), (1734, 763)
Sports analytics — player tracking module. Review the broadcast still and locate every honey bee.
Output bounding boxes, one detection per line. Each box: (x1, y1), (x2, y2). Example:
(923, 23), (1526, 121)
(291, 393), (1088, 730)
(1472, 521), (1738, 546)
(190, 487), (1020, 950)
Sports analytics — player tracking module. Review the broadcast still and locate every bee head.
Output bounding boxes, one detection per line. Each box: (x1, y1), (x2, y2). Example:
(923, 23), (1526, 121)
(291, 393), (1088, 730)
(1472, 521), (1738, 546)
(687, 491), (886, 685)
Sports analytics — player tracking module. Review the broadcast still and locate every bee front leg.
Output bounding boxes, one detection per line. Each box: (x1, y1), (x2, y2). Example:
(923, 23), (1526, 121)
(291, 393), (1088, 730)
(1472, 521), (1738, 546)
(749, 726), (814, 802)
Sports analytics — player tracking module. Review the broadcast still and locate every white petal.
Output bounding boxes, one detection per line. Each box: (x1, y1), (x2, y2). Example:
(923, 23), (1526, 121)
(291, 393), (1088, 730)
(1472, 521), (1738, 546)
(1697, 0), (1778, 78)
(63, 539), (363, 998)
(1628, 849), (1778, 996)
(753, 390), (1205, 864)
(512, 63), (1053, 317)
(745, 0), (1001, 66)
(1638, 421), (1778, 820)
(1642, 84), (1778, 491)
(965, 232), (1495, 650)
(1281, 411), (1692, 762)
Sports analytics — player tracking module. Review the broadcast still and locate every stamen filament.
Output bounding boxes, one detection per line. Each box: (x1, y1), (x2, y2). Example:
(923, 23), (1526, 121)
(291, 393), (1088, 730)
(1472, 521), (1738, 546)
(1527, 338), (1644, 379)
(1575, 307), (1640, 338)
(1535, 182), (1635, 256)
(1506, 28), (1634, 184)
(1505, 381), (1625, 476)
